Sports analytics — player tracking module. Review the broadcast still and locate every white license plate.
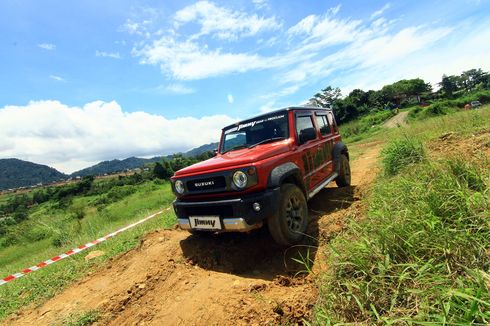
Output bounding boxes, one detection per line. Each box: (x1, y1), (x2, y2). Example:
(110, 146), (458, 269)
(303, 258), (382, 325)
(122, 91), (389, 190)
(189, 216), (222, 230)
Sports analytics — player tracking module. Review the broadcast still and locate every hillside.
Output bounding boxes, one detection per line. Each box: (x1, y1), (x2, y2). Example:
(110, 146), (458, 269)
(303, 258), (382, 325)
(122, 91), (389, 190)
(71, 143), (218, 177)
(70, 156), (161, 177)
(183, 142), (218, 157)
(0, 142), (218, 190)
(0, 159), (67, 191)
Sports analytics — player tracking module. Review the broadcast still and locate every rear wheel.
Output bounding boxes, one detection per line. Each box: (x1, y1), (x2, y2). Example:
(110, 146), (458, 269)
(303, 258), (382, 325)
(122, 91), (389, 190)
(267, 184), (308, 246)
(335, 154), (351, 187)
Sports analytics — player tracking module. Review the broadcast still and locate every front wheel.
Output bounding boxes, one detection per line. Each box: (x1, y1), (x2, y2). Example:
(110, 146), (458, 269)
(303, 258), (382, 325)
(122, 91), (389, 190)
(267, 184), (308, 246)
(335, 154), (351, 187)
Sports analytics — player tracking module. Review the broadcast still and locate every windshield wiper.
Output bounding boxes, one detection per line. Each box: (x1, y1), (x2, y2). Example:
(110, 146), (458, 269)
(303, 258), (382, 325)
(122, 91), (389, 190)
(221, 144), (250, 154)
(249, 137), (285, 149)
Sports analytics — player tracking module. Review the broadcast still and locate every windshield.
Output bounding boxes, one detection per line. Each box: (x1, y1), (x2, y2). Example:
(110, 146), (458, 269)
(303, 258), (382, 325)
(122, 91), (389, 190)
(220, 112), (289, 154)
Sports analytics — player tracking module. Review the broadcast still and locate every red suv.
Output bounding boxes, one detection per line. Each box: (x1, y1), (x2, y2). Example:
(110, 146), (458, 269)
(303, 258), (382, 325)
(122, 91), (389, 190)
(171, 107), (350, 245)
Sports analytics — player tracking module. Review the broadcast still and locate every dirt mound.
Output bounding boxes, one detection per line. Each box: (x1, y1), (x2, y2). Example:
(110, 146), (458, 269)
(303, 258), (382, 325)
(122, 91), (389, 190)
(5, 142), (382, 326)
(428, 128), (490, 157)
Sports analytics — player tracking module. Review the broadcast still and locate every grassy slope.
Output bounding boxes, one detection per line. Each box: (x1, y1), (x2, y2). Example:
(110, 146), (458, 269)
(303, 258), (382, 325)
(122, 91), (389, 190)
(339, 109), (397, 143)
(314, 106), (490, 324)
(0, 180), (177, 320)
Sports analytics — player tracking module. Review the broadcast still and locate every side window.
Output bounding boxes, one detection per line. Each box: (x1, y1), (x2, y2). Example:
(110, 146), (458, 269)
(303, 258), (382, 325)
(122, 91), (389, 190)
(315, 115), (330, 136)
(327, 112), (338, 133)
(296, 115), (317, 145)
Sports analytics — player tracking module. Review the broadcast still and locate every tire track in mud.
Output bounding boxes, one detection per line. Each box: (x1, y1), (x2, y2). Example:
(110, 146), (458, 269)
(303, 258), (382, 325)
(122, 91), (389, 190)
(6, 142), (382, 326)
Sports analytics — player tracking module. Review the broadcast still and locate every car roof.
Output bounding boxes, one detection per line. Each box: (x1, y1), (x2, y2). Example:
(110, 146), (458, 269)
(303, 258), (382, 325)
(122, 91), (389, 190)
(222, 106), (332, 130)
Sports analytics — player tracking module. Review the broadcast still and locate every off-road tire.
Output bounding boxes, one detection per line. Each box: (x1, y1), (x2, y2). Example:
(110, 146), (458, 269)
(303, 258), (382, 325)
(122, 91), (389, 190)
(335, 154), (351, 187)
(267, 183), (308, 246)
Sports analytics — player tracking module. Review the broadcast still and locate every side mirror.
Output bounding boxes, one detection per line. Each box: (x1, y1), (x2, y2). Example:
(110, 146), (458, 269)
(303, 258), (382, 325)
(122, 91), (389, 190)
(299, 128), (316, 145)
(212, 149), (218, 156)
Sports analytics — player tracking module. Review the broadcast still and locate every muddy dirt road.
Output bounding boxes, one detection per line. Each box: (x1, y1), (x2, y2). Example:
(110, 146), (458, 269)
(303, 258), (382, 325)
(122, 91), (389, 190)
(7, 143), (382, 326)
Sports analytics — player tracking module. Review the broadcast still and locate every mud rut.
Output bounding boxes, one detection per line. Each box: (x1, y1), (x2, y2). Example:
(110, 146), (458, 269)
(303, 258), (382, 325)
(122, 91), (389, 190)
(7, 143), (381, 326)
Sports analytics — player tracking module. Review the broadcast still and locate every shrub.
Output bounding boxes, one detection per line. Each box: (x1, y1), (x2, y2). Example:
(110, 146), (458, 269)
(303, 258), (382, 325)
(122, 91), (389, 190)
(381, 137), (425, 175)
(424, 102), (449, 116)
(51, 230), (73, 247)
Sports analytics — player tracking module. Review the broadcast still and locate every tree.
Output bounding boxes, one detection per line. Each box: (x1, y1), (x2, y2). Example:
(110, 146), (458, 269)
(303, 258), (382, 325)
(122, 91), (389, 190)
(439, 74), (459, 98)
(382, 79), (431, 105)
(460, 68), (488, 92)
(308, 86), (342, 107)
(153, 161), (173, 179)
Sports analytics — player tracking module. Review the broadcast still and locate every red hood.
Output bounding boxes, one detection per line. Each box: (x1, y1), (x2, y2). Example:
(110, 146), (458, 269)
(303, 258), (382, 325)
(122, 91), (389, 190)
(174, 139), (291, 177)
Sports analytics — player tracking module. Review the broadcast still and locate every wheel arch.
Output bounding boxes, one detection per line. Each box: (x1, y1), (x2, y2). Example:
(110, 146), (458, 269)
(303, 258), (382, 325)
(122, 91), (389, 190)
(332, 142), (349, 174)
(267, 162), (307, 197)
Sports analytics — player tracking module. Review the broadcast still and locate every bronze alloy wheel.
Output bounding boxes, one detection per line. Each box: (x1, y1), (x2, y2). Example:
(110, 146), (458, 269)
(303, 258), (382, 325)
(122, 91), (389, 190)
(285, 193), (305, 233)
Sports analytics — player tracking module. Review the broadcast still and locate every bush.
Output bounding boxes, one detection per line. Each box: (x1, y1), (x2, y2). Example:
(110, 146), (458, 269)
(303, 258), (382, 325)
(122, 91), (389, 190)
(425, 102), (449, 116)
(51, 230), (73, 247)
(381, 137), (425, 175)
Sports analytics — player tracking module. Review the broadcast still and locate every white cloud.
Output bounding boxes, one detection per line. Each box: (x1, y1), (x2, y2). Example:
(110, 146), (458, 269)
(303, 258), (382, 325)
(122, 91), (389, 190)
(49, 75), (65, 82)
(134, 37), (274, 80)
(252, 0), (269, 10)
(161, 84), (195, 95)
(371, 3), (391, 20)
(38, 43), (56, 50)
(0, 100), (235, 173)
(260, 85), (300, 100)
(174, 1), (280, 40)
(281, 24), (452, 84)
(227, 94), (234, 104)
(259, 100), (278, 113)
(287, 9), (362, 50)
(95, 50), (121, 59)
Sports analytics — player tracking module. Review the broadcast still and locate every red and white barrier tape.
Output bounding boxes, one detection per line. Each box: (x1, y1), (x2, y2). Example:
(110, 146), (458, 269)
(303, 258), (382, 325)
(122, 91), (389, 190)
(0, 208), (169, 286)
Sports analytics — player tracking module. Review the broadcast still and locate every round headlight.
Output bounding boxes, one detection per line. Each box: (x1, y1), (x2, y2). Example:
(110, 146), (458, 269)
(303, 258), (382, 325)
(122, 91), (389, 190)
(232, 171), (248, 189)
(174, 180), (185, 194)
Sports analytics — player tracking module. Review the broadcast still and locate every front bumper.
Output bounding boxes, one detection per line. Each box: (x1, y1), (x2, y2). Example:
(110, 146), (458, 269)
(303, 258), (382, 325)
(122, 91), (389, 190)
(173, 187), (281, 232)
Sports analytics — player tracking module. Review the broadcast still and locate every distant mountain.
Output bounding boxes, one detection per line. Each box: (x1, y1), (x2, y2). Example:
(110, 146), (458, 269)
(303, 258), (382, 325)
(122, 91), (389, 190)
(0, 158), (67, 191)
(70, 156), (161, 177)
(184, 142), (218, 157)
(0, 142), (219, 190)
(71, 142), (219, 177)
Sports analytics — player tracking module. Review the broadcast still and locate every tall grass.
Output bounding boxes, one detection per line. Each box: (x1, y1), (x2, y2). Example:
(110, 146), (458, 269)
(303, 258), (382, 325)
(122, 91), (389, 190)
(381, 137), (425, 176)
(314, 144), (490, 324)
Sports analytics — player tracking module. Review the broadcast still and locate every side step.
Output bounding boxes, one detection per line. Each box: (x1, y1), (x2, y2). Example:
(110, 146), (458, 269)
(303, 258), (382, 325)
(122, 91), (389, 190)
(307, 172), (338, 199)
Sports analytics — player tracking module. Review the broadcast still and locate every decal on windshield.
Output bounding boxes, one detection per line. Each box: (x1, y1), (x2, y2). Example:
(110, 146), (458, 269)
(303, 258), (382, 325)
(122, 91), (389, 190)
(225, 114), (286, 134)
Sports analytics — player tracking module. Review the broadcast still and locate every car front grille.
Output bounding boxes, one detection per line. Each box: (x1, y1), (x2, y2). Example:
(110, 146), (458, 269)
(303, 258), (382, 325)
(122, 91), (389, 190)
(186, 176), (227, 193)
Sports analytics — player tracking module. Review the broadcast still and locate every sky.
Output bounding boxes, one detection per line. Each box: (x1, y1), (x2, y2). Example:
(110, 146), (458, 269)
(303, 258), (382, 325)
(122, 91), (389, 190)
(1, 0), (489, 173)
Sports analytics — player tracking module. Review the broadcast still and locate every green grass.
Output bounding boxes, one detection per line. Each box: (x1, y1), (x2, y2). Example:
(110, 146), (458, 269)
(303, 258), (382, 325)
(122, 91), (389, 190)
(0, 180), (177, 320)
(314, 107), (490, 324)
(381, 136), (425, 176)
(340, 109), (396, 143)
(61, 310), (101, 326)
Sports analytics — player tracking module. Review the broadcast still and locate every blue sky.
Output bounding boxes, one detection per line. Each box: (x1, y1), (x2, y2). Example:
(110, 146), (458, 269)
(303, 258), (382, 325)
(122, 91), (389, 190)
(1, 0), (489, 172)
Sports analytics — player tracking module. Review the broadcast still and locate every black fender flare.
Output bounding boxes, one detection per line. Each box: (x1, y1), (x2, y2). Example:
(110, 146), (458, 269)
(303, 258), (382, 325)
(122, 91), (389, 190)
(267, 162), (306, 195)
(332, 142), (349, 174)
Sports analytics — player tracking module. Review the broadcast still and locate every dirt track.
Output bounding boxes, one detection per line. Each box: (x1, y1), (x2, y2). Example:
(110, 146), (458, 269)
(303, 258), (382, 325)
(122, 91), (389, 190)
(6, 143), (382, 326)
(384, 111), (408, 128)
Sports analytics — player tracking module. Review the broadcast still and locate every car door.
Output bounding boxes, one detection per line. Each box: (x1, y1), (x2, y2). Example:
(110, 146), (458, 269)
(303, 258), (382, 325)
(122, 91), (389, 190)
(314, 111), (335, 178)
(295, 112), (322, 192)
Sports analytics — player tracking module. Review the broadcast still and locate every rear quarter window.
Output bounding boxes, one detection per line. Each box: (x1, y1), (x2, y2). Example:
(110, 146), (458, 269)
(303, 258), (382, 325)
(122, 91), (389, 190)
(315, 115), (330, 136)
